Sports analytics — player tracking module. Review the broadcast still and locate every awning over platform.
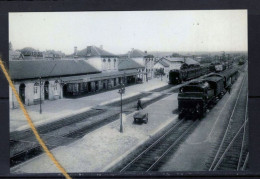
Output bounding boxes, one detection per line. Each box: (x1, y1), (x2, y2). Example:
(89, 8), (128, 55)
(61, 69), (139, 84)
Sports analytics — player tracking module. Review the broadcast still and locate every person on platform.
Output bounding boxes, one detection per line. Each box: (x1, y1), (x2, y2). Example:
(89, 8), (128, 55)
(137, 98), (143, 110)
(228, 86), (232, 94)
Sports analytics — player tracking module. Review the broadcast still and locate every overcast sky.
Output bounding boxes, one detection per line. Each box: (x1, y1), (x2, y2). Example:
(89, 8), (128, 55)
(9, 10), (247, 55)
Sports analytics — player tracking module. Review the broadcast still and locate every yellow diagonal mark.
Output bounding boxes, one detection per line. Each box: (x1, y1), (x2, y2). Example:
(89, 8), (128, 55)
(0, 59), (72, 179)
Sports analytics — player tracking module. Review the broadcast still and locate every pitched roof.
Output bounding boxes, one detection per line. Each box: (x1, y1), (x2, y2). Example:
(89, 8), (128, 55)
(162, 57), (199, 66)
(76, 46), (117, 57)
(162, 57), (184, 62)
(185, 58), (200, 65)
(128, 49), (153, 58)
(10, 59), (100, 80)
(155, 59), (170, 67)
(20, 47), (38, 53)
(118, 57), (144, 70)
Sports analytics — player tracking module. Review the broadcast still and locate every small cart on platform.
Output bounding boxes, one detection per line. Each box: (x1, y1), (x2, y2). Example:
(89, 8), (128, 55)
(133, 111), (148, 124)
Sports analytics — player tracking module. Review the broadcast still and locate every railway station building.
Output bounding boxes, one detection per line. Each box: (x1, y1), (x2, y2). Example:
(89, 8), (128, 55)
(9, 46), (145, 108)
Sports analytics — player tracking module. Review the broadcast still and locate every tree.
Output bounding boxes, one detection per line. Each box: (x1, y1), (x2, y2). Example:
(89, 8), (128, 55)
(171, 53), (180, 57)
(155, 68), (165, 80)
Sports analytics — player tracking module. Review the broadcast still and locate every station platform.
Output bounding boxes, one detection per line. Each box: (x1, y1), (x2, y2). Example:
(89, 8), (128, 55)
(10, 77), (168, 132)
(11, 89), (179, 173)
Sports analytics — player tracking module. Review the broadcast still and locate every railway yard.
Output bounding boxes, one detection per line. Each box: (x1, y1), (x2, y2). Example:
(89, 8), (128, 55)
(10, 63), (248, 173)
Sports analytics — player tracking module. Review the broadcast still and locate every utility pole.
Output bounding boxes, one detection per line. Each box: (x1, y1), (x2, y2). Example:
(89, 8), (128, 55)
(39, 77), (42, 114)
(118, 83), (125, 133)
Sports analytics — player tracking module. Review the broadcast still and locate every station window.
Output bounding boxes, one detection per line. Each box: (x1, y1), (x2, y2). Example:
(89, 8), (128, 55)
(54, 81), (58, 91)
(34, 86), (38, 94)
(108, 59), (111, 70)
(114, 59), (116, 68)
(34, 82), (39, 94)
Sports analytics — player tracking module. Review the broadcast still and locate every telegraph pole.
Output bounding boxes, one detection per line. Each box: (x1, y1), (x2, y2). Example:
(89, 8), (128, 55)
(118, 83), (125, 133)
(39, 77), (42, 114)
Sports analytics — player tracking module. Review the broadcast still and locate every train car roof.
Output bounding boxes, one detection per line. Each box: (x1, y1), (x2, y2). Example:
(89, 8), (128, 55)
(206, 68), (238, 79)
(221, 68), (238, 75)
(204, 76), (223, 82)
(217, 68), (238, 78)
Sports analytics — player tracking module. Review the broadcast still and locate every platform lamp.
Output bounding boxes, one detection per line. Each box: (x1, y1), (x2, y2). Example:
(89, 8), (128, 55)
(118, 83), (125, 133)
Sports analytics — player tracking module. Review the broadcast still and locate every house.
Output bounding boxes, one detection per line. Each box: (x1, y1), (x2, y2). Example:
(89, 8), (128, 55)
(160, 56), (200, 69)
(127, 49), (155, 81)
(153, 59), (170, 77)
(158, 57), (200, 78)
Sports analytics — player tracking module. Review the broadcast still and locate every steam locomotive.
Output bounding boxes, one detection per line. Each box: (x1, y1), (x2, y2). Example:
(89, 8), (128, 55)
(178, 68), (239, 119)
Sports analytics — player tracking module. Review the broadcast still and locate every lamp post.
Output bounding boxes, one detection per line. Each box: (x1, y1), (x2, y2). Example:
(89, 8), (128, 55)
(39, 77), (42, 114)
(118, 83), (125, 133)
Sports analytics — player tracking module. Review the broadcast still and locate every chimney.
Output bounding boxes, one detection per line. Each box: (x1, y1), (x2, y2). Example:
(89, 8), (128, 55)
(184, 56), (186, 63)
(128, 51), (131, 58)
(145, 51), (147, 54)
(74, 46), (77, 56)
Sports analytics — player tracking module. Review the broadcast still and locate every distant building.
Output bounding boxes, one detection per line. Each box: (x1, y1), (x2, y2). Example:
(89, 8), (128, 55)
(158, 56), (200, 78)
(9, 46), (144, 108)
(19, 47), (43, 59)
(153, 59), (170, 77)
(9, 50), (23, 60)
(127, 48), (155, 81)
(15, 47), (66, 60)
(43, 50), (65, 59)
(160, 56), (199, 69)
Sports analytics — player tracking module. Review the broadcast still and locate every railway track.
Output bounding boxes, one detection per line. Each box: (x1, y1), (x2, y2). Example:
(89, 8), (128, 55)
(10, 73), (212, 167)
(10, 83), (181, 167)
(118, 119), (199, 172)
(207, 71), (248, 171)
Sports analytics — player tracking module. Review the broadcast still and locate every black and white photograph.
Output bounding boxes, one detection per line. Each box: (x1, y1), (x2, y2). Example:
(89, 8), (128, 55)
(8, 10), (248, 173)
